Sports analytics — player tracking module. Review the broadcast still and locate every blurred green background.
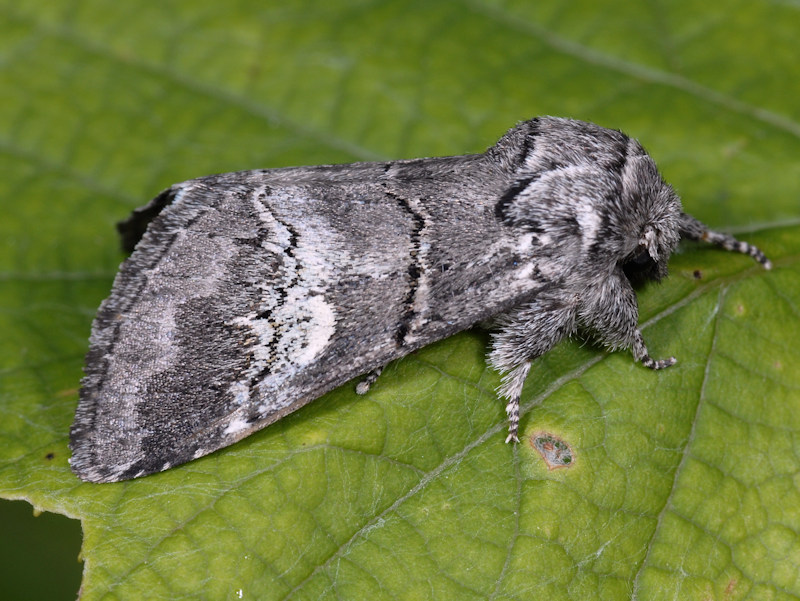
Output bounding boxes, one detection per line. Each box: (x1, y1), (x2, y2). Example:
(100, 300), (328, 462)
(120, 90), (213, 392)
(2, 1), (799, 600)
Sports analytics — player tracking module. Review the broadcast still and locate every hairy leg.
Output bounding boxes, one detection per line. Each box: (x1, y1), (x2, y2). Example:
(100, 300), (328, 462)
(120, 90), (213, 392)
(578, 266), (676, 369)
(489, 294), (577, 443)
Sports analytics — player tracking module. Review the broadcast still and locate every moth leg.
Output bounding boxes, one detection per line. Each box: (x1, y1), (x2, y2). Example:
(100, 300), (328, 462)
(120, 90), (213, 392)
(631, 332), (677, 370)
(499, 362), (531, 443)
(578, 267), (677, 371)
(356, 367), (384, 395)
(679, 212), (772, 269)
(488, 295), (577, 443)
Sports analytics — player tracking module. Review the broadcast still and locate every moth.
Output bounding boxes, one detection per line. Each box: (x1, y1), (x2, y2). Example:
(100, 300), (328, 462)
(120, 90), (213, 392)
(70, 117), (771, 482)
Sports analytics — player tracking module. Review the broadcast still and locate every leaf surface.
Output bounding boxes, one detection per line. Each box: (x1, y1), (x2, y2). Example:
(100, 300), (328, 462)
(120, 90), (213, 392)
(1, 1), (799, 599)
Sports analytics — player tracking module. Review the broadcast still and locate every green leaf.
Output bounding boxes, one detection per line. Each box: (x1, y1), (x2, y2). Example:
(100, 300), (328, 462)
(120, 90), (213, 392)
(2, 1), (799, 599)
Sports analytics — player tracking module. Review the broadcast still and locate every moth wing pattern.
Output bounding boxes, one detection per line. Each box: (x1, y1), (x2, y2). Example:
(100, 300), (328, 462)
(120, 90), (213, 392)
(70, 117), (771, 482)
(70, 146), (549, 482)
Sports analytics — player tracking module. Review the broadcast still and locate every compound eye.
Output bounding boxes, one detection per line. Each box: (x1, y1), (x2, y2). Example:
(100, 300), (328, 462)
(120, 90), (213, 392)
(621, 245), (660, 284)
(627, 247), (654, 271)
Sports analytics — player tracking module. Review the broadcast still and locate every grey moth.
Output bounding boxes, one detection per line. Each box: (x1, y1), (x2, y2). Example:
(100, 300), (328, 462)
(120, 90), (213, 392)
(70, 117), (771, 482)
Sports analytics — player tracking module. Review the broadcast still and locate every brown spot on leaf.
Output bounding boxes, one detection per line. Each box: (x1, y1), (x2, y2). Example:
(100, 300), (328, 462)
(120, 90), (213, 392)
(530, 432), (574, 470)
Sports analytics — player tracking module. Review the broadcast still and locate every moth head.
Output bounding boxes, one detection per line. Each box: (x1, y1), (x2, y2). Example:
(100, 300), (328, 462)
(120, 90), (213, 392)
(618, 155), (683, 286)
